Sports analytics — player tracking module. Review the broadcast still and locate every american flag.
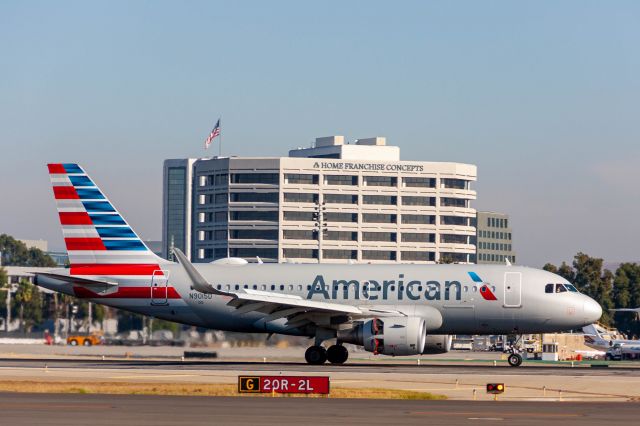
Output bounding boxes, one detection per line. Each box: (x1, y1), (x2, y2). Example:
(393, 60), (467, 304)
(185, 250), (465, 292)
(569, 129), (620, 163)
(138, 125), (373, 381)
(204, 119), (221, 149)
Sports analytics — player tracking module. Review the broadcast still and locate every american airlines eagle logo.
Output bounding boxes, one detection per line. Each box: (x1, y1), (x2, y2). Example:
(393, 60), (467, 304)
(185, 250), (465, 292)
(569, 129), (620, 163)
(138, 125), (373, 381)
(468, 272), (498, 301)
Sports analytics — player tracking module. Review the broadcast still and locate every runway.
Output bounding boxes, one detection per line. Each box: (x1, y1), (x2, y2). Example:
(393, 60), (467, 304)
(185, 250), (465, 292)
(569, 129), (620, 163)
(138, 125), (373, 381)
(1, 357), (639, 401)
(1, 393), (639, 425)
(1, 357), (639, 377)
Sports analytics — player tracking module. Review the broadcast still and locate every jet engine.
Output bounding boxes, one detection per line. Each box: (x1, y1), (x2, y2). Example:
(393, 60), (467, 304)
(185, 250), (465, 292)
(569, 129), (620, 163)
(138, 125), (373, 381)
(338, 316), (426, 356)
(422, 334), (452, 354)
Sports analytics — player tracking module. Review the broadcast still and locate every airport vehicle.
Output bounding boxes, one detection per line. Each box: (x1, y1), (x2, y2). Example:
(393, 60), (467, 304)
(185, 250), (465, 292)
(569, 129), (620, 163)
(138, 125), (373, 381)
(35, 164), (603, 366)
(582, 323), (639, 351)
(605, 343), (640, 361)
(66, 333), (102, 346)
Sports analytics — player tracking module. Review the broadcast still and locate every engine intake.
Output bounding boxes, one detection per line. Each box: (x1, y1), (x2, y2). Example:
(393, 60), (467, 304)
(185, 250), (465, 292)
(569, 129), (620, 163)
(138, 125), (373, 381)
(339, 316), (426, 356)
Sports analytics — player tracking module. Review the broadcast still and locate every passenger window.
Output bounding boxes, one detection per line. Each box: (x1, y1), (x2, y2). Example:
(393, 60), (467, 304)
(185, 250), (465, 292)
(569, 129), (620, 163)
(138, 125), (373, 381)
(555, 284), (567, 293)
(271, 285), (275, 290)
(280, 285), (284, 290)
(492, 286), (496, 292)
(235, 285), (239, 290)
(288, 285), (293, 291)
(472, 286), (477, 292)
(216, 285), (221, 290)
(244, 285), (248, 289)
(253, 285), (257, 290)
(297, 285), (302, 291)
(545, 284), (554, 293)
(261, 285), (266, 290)
(464, 286), (468, 292)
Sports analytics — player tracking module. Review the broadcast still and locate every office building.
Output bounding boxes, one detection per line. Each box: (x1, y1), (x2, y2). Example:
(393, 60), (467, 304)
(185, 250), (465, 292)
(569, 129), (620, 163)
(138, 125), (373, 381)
(163, 136), (477, 264)
(476, 211), (516, 264)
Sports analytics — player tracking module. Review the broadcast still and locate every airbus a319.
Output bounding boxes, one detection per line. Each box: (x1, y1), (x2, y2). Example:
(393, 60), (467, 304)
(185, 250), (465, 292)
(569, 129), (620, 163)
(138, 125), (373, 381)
(36, 164), (603, 366)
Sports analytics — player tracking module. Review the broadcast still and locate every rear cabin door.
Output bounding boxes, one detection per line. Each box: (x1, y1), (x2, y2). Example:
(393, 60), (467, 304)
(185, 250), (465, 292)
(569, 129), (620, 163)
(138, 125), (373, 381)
(503, 272), (522, 308)
(151, 270), (169, 305)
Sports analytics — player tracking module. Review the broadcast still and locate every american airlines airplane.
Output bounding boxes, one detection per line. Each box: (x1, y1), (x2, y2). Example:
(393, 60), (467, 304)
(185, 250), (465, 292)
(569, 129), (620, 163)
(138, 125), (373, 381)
(35, 164), (603, 367)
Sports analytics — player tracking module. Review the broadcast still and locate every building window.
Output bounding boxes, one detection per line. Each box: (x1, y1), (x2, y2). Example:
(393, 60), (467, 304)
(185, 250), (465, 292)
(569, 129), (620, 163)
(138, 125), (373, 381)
(323, 249), (357, 260)
(363, 213), (396, 224)
(230, 229), (278, 240)
(230, 192), (278, 203)
(229, 247), (278, 260)
(285, 174), (319, 185)
(166, 167), (186, 255)
(402, 251), (435, 261)
(231, 173), (279, 185)
(363, 195), (397, 205)
(230, 211), (278, 221)
(214, 211), (228, 222)
(326, 175), (358, 186)
(362, 232), (396, 242)
(401, 214), (435, 225)
(324, 194), (358, 204)
(324, 231), (357, 241)
(362, 250), (396, 260)
(402, 196), (435, 206)
(440, 234), (468, 244)
(283, 230), (317, 240)
(283, 211), (314, 221)
(206, 173), (229, 186)
(364, 176), (397, 187)
(401, 233), (435, 243)
(403, 177), (435, 188)
(440, 197), (468, 208)
(283, 249), (318, 259)
(441, 178), (469, 190)
(325, 212), (358, 222)
(284, 193), (318, 203)
(440, 216), (469, 226)
(440, 252), (468, 263)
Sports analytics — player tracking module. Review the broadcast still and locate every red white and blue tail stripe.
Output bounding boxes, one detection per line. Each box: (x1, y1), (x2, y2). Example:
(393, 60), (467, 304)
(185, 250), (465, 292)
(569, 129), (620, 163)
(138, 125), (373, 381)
(48, 163), (169, 276)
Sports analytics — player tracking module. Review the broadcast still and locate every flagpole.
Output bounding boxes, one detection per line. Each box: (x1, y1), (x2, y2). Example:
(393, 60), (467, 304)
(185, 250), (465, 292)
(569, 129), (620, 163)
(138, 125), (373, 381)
(218, 117), (222, 157)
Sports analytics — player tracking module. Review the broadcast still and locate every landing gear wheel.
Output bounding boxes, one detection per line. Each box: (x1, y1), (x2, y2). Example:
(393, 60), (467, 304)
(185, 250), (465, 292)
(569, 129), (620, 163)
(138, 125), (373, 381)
(305, 345), (327, 365)
(507, 353), (523, 367)
(327, 345), (349, 364)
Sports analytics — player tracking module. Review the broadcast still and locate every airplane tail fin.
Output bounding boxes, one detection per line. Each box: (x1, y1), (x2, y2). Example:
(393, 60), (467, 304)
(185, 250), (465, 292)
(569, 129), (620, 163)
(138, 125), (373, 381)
(47, 163), (169, 275)
(582, 323), (602, 338)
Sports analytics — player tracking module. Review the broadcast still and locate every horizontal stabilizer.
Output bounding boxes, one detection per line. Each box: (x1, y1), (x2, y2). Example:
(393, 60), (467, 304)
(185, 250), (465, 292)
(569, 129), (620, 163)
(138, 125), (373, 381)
(36, 272), (119, 295)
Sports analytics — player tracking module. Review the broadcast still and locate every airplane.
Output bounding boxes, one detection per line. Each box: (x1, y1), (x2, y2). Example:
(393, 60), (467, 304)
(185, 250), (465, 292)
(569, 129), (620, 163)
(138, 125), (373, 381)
(35, 163), (603, 367)
(582, 323), (639, 350)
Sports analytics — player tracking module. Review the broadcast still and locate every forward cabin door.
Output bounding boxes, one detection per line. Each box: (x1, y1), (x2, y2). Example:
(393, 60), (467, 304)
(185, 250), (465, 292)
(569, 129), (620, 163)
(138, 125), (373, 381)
(151, 270), (169, 305)
(503, 272), (522, 307)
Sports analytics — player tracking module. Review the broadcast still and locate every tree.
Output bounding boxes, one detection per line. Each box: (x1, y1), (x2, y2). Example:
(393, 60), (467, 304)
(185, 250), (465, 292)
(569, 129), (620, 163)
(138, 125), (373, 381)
(571, 252), (614, 325)
(0, 234), (57, 267)
(13, 280), (43, 333)
(612, 263), (640, 338)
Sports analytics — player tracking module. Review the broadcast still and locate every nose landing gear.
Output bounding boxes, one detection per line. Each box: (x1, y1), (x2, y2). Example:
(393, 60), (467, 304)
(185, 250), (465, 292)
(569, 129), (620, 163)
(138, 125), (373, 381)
(507, 353), (523, 367)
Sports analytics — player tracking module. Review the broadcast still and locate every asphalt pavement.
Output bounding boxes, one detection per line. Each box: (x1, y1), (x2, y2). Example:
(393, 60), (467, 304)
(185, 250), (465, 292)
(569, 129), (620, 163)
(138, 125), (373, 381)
(0, 393), (639, 425)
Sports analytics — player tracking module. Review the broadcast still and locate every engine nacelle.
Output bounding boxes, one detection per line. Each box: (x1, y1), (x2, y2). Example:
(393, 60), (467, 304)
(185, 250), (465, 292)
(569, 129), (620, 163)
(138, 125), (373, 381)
(422, 334), (452, 354)
(339, 316), (426, 356)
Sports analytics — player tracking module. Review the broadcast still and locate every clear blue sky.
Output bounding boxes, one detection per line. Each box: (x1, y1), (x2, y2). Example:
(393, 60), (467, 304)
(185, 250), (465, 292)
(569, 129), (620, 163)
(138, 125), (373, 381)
(1, 1), (638, 267)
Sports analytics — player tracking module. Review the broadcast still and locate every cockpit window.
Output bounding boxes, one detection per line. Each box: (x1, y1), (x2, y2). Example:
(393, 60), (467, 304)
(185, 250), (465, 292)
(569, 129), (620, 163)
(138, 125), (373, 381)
(545, 284), (554, 293)
(555, 284), (567, 293)
(565, 284), (578, 292)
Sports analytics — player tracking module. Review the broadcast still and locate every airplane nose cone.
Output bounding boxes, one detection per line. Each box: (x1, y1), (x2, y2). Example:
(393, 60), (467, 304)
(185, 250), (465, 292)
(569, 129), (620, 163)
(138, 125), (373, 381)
(583, 298), (603, 324)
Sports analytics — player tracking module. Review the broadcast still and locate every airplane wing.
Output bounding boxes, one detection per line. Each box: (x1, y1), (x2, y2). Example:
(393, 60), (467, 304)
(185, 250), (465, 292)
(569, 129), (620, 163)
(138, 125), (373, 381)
(172, 249), (403, 330)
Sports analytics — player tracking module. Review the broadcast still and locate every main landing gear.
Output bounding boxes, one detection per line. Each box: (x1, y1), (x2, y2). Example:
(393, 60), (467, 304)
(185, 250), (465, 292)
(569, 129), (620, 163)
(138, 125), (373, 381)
(305, 344), (349, 365)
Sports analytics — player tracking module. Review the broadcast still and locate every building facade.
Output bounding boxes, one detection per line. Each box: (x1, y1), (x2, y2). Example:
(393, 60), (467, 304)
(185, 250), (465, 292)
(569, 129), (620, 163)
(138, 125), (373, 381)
(163, 136), (478, 264)
(476, 211), (516, 264)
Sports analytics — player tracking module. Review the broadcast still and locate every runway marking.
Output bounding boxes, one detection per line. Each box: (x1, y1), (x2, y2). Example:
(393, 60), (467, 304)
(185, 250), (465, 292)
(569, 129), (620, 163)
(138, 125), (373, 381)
(108, 374), (200, 379)
(411, 411), (580, 418)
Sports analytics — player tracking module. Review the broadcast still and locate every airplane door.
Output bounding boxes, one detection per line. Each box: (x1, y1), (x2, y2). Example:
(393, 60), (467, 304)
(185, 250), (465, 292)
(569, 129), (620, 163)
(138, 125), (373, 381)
(151, 270), (169, 305)
(503, 272), (522, 308)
